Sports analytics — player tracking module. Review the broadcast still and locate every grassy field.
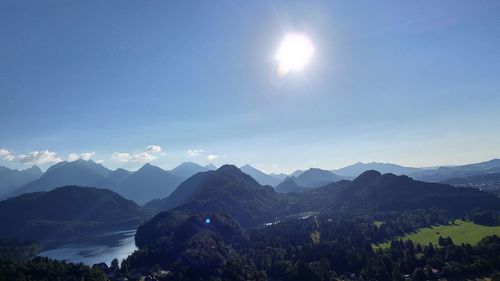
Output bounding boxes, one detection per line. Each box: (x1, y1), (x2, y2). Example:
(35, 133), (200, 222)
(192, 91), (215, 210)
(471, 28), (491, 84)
(374, 220), (500, 250)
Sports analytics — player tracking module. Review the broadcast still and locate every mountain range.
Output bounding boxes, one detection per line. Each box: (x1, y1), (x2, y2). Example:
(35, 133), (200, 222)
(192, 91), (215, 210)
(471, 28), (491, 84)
(332, 162), (421, 177)
(275, 168), (345, 193)
(442, 173), (500, 190)
(7, 160), (215, 205)
(15, 159), (116, 196)
(1, 162), (499, 243)
(294, 170), (500, 214)
(3, 158), (500, 205)
(145, 166), (500, 228)
(409, 159), (500, 182)
(0, 165), (42, 199)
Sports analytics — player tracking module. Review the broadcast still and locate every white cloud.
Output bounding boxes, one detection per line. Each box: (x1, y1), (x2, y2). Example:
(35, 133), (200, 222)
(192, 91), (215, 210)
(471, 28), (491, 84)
(68, 152), (95, 161)
(206, 154), (219, 161)
(146, 145), (162, 153)
(4, 154), (16, 161)
(186, 149), (203, 157)
(18, 150), (62, 165)
(112, 145), (164, 163)
(95, 159), (105, 164)
(0, 149), (10, 157)
(0, 148), (15, 161)
(132, 151), (157, 162)
(112, 152), (132, 162)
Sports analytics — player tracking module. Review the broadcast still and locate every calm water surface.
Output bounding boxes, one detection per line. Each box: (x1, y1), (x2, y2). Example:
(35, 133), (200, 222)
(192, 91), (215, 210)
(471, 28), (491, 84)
(38, 229), (137, 265)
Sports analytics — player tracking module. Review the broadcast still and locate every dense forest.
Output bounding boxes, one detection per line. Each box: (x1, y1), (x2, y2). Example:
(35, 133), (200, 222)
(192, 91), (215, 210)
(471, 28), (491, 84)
(120, 209), (500, 281)
(1, 168), (499, 280)
(0, 257), (108, 281)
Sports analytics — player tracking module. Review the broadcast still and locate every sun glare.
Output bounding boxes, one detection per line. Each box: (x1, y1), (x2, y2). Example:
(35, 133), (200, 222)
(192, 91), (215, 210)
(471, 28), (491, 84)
(275, 33), (314, 76)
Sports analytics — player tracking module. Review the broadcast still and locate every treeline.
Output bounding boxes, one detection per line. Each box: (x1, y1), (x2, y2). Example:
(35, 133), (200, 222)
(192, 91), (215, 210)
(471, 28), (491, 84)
(377, 235), (500, 280)
(251, 209), (452, 247)
(469, 209), (500, 226)
(0, 257), (107, 281)
(0, 239), (39, 263)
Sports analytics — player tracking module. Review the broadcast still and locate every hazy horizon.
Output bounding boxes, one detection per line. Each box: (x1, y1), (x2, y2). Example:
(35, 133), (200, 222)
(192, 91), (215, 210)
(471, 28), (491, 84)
(1, 156), (499, 175)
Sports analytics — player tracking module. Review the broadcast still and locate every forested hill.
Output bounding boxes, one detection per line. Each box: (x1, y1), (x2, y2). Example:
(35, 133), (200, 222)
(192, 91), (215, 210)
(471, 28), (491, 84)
(295, 170), (500, 214)
(0, 186), (149, 241)
(147, 165), (292, 228)
(171, 165), (291, 228)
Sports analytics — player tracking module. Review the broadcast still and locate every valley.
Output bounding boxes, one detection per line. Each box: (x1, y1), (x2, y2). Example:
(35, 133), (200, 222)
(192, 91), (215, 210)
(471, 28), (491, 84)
(3, 2), (500, 279)
(0, 161), (499, 280)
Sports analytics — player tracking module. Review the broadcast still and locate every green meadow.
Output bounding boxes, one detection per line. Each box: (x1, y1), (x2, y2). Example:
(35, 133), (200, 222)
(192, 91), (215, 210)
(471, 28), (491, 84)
(374, 220), (500, 250)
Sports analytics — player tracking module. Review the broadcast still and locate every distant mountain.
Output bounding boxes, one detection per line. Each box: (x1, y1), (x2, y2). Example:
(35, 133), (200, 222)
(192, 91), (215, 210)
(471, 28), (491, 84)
(0, 165), (42, 199)
(12, 160), (183, 205)
(169, 162), (209, 180)
(145, 165), (500, 231)
(0, 186), (147, 241)
(296, 170), (500, 213)
(118, 163), (183, 205)
(240, 164), (282, 186)
(270, 173), (288, 180)
(292, 168), (344, 188)
(204, 164), (217, 170)
(410, 159), (500, 182)
(146, 165), (289, 228)
(46, 159), (111, 177)
(333, 162), (421, 177)
(275, 177), (306, 193)
(108, 168), (133, 185)
(460, 159), (500, 170)
(442, 173), (500, 190)
(290, 170), (304, 177)
(14, 160), (116, 196)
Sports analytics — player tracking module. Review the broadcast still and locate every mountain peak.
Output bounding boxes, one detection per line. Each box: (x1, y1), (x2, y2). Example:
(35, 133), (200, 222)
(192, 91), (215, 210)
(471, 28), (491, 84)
(120, 164), (181, 204)
(140, 163), (154, 169)
(170, 162), (208, 180)
(137, 163), (165, 173)
(73, 158), (96, 165)
(28, 165), (42, 172)
(307, 168), (327, 173)
(275, 177), (306, 193)
(177, 161), (203, 168)
(291, 168), (343, 188)
(239, 164), (282, 186)
(353, 170), (382, 184)
(217, 164), (241, 174)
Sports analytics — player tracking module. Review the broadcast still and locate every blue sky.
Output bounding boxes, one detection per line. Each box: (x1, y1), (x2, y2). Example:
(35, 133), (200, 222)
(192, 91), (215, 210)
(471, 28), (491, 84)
(1, 0), (500, 173)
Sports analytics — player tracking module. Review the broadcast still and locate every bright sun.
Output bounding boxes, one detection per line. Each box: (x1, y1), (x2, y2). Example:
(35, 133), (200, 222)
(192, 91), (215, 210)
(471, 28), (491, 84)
(275, 33), (314, 76)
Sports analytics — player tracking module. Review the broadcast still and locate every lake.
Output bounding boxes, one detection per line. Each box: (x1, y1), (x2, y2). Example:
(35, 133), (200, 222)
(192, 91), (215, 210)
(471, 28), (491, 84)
(38, 229), (137, 265)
